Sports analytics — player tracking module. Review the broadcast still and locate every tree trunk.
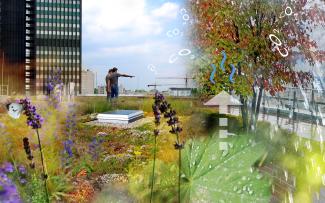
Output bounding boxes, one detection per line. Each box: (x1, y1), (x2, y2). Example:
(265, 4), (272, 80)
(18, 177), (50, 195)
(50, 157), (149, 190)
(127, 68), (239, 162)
(250, 86), (257, 129)
(254, 85), (264, 129)
(240, 96), (248, 130)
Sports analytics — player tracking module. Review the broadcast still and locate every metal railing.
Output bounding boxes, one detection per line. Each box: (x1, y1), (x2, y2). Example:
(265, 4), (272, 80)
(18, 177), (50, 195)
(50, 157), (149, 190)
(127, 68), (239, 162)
(261, 86), (325, 125)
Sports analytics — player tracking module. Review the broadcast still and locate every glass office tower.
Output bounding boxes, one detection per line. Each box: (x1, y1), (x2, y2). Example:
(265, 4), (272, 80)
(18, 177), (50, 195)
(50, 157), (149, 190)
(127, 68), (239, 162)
(0, 0), (81, 96)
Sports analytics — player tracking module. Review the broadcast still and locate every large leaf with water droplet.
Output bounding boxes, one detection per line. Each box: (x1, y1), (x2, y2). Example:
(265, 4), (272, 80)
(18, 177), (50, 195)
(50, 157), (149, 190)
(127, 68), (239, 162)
(181, 135), (271, 202)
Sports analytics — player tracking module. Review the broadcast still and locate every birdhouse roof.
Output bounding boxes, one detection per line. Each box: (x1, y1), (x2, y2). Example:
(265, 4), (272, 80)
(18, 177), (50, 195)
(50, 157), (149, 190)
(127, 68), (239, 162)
(204, 91), (242, 106)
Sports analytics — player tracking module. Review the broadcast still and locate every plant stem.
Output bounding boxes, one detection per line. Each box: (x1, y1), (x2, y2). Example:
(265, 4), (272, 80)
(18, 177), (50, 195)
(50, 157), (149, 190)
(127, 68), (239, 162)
(36, 129), (49, 203)
(178, 147), (181, 203)
(176, 132), (181, 203)
(150, 134), (157, 203)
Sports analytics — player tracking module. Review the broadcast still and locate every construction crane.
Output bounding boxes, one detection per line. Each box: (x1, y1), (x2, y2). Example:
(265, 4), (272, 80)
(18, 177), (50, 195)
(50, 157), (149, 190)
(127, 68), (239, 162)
(147, 83), (184, 89)
(155, 76), (195, 88)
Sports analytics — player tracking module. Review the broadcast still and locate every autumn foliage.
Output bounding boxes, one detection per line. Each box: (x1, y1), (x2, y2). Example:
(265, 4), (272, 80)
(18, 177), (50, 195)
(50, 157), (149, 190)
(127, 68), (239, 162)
(189, 0), (325, 128)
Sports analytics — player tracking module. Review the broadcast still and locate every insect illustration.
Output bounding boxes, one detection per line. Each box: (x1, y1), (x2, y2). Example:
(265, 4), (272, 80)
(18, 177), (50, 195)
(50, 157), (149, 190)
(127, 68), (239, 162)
(6, 103), (23, 119)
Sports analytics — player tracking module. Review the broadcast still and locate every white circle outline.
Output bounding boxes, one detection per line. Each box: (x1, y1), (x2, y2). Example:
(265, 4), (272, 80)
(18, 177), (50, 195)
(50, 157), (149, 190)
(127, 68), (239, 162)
(182, 14), (190, 21)
(178, 49), (191, 56)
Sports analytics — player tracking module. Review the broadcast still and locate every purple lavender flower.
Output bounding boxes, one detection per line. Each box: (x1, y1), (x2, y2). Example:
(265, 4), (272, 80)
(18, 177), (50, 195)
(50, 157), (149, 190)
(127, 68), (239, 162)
(63, 140), (73, 158)
(62, 104), (77, 162)
(153, 91), (183, 144)
(19, 98), (43, 129)
(19, 178), (27, 185)
(2, 162), (14, 173)
(47, 69), (63, 108)
(18, 165), (27, 175)
(0, 171), (22, 203)
(23, 137), (35, 169)
(88, 137), (104, 159)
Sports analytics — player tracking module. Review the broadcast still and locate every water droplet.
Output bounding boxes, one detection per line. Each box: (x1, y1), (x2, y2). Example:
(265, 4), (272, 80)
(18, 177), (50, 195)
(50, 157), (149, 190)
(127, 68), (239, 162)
(288, 192), (294, 203)
(222, 151), (228, 156)
(233, 186), (238, 192)
(209, 164), (212, 169)
(294, 142), (299, 152)
(256, 174), (263, 180)
(284, 170), (288, 181)
(248, 190), (254, 195)
(311, 158), (316, 168)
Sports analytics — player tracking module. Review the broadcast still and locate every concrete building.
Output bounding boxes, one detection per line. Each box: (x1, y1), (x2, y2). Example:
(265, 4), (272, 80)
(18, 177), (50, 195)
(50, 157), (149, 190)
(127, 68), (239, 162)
(97, 85), (105, 94)
(169, 87), (193, 97)
(0, 0), (82, 95)
(81, 69), (95, 95)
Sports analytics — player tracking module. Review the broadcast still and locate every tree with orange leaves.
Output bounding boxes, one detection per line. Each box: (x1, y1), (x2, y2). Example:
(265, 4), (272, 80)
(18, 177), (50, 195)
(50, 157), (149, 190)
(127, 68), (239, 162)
(189, 0), (325, 129)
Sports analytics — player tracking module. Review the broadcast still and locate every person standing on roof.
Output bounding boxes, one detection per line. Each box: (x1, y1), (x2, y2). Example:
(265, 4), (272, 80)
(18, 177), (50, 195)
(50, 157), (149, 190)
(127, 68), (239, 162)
(108, 67), (134, 99)
(105, 69), (113, 101)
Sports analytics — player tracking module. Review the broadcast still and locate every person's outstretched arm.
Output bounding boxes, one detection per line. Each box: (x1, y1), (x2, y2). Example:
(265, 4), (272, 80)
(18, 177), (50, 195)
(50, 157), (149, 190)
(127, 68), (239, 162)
(119, 73), (134, 78)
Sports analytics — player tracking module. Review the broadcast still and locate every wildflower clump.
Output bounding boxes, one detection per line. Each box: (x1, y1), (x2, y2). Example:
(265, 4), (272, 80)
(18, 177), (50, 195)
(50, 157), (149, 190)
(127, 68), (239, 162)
(0, 163), (22, 203)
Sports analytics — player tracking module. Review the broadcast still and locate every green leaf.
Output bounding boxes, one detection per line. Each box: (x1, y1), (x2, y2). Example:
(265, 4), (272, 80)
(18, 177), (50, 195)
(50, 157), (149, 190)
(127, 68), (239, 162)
(128, 135), (272, 202)
(128, 160), (178, 202)
(181, 135), (272, 202)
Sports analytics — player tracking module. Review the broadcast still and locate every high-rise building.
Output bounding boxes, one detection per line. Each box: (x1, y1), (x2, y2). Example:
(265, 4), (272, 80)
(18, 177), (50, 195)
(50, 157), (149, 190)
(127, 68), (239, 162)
(0, 0), (81, 96)
(81, 69), (95, 95)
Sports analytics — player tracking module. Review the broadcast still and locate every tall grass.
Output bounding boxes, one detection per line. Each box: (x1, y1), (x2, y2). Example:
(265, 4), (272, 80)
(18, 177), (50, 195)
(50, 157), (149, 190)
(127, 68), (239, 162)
(76, 96), (200, 116)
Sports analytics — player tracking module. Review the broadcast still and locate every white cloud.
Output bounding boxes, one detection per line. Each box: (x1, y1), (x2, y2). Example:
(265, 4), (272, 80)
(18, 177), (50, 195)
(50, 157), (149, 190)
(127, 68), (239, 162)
(82, 1), (187, 90)
(83, 0), (179, 42)
(151, 2), (180, 19)
(85, 40), (182, 58)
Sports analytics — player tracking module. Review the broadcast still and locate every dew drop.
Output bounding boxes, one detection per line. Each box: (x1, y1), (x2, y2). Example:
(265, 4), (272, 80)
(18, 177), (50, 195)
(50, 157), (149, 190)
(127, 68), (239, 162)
(284, 170), (288, 182)
(288, 192), (294, 203)
(256, 174), (263, 180)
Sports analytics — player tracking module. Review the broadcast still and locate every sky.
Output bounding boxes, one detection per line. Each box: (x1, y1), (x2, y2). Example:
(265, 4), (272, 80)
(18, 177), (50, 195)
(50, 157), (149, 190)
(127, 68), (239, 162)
(82, 0), (325, 91)
(82, 0), (192, 91)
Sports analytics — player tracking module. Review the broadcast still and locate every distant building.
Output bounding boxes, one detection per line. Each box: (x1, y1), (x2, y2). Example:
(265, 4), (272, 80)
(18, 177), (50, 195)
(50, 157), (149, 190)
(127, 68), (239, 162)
(119, 84), (126, 94)
(169, 87), (193, 97)
(97, 86), (105, 94)
(81, 69), (95, 95)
